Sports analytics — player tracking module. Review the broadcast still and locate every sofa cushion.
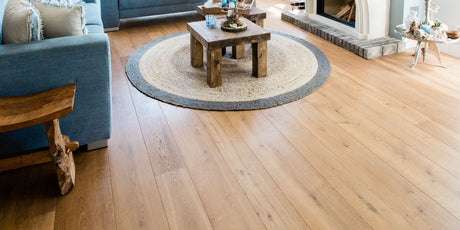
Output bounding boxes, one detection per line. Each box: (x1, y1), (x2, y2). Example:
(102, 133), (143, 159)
(119, 0), (184, 10)
(0, 0), (8, 43)
(2, 0), (44, 44)
(86, 24), (104, 34)
(31, 0), (87, 38)
(83, 3), (103, 26)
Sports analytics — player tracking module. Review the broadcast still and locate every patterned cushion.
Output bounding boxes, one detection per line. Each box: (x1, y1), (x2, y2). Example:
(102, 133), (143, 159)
(31, 0), (87, 38)
(1, 0), (44, 44)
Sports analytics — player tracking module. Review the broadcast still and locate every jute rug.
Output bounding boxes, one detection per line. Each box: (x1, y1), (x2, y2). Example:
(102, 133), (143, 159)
(126, 31), (330, 111)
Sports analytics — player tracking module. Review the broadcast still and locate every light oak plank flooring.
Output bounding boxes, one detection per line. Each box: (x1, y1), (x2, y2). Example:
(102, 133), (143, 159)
(1, 0), (460, 229)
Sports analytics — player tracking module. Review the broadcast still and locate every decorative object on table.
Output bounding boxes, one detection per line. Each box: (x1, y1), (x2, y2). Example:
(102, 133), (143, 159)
(427, 1), (440, 23)
(221, 1), (247, 32)
(405, 10), (420, 32)
(126, 31), (330, 111)
(409, 21), (420, 34)
(394, 24), (406, 34)
(413, 28), (426, 39)
(396, 0), (452, 41)
(446, 30), (459, 39)
(201, 0), (253, 15)
(206, 15), (217, 28)
(430, 19), (448, 39)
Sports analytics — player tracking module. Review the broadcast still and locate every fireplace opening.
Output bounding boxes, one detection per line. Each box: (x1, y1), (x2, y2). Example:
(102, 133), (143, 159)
(317, 0), (356, 27)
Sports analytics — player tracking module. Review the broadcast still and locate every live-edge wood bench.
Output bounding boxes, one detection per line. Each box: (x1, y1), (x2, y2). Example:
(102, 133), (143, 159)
(0, 84), (79, 195)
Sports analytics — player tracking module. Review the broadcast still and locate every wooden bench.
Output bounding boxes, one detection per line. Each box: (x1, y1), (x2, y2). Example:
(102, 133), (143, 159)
(0, 84), (79, 195)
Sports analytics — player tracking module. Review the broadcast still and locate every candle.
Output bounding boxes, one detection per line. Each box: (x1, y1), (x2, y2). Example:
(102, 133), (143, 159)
(227, 9), (233, 17)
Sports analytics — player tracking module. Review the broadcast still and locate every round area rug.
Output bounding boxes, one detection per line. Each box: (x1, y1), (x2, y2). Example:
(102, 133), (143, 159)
(126, 31), (330, 111)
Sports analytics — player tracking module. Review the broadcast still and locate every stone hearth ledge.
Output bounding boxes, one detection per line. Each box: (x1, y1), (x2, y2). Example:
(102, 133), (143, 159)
(282, 11), (406, 59)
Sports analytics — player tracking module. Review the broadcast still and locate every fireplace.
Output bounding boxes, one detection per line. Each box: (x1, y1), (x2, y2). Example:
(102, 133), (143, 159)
(317, 0), (356, 27)
(282, 0), (406, 59)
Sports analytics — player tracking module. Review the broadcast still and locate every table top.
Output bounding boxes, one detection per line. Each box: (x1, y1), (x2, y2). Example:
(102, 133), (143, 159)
(197, 5), (267, 21)
(402, 33), (459, 44)
(187, 18), (271, 49)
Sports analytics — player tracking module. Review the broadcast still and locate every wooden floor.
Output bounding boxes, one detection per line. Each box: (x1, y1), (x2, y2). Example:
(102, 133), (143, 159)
(2, 0), (460, 229)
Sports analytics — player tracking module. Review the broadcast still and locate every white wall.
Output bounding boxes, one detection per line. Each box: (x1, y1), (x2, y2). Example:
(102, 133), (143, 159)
(434, 0), (460, 58)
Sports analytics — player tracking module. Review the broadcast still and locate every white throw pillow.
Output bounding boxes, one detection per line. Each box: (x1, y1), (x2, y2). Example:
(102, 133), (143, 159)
(31, 0), (87, 38)
(2, 0), (44, 44)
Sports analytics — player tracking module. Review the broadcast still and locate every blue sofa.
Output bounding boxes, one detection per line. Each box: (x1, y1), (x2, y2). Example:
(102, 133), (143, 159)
(101, 0), (207, 28)
(0, 0), (112, 156)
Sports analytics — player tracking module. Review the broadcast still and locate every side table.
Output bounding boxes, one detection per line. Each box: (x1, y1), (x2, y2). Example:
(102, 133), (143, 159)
(402, 34), (459, 69)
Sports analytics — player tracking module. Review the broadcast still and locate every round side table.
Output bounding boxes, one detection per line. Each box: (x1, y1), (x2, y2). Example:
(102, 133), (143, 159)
(401, 33), (459, 69)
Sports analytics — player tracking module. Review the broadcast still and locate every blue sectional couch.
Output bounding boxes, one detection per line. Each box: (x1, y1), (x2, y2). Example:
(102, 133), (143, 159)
(0, 0), (112, 156)
(101, 0), (207, 28)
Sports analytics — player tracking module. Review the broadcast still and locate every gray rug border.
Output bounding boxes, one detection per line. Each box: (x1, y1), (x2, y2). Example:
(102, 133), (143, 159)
(126, 30), (331, 111)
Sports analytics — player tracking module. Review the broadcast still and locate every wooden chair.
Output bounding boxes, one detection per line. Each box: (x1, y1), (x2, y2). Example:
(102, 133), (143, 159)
(0, 84), (79, 195)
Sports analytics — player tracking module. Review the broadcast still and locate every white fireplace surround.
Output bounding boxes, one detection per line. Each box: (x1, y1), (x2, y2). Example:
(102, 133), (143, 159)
(306, 0), (391, 40)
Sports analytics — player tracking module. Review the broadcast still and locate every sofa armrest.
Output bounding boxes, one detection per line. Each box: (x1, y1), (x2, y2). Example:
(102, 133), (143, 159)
(0, 34), (110, 96)
(0, 34), (112, 153)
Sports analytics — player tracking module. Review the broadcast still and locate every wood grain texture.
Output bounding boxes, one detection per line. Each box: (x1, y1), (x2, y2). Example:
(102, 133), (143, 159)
(54, 149), (116, 230)
(106, 53), (170, 229)
(0, 84), (76, 133)
(187, 18), (270, 49)
(191, 34), (204, 67)
(232, 44), (246, 59)
(0, 149), (51, 172)
(207, 48), (223, 87)
(252, 40), (267, 77)
(198, 111), (310, 229)
(160, 104), (266, 230)
(129, 85), (213, 230)
(1, 0), (460, 229)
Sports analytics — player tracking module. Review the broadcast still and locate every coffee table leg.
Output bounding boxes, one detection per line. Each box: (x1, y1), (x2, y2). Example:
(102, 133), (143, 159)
(232, 45), (245, 59)
(252, 41), (267, 78)
(191, 35), (203, 67)
(254, 19), (264, 28)
(207, 48), (222, 87)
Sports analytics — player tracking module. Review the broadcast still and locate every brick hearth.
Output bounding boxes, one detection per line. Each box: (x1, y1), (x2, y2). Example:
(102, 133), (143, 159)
(282, 11), (406, 59)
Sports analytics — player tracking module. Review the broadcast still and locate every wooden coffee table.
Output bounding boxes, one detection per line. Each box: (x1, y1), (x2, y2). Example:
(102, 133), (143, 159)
(197, 6), (267, 59)
(187, 18), (271, 88)
(197, 6), (267, 27)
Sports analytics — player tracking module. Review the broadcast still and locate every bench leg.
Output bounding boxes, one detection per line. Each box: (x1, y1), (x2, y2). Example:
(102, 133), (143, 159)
(44, 119), (79, 195)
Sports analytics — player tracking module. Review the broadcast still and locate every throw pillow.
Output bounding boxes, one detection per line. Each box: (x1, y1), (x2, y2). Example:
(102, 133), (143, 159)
(1, 0), (44, 44)
(31, 0), (87, 39)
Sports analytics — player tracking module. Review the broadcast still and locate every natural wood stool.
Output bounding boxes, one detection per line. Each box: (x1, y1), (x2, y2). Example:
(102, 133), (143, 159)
(0, 84), (79, 195)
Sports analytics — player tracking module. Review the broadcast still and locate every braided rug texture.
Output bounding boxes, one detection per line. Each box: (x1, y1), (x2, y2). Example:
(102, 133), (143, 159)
(126, 31), (330, 111)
